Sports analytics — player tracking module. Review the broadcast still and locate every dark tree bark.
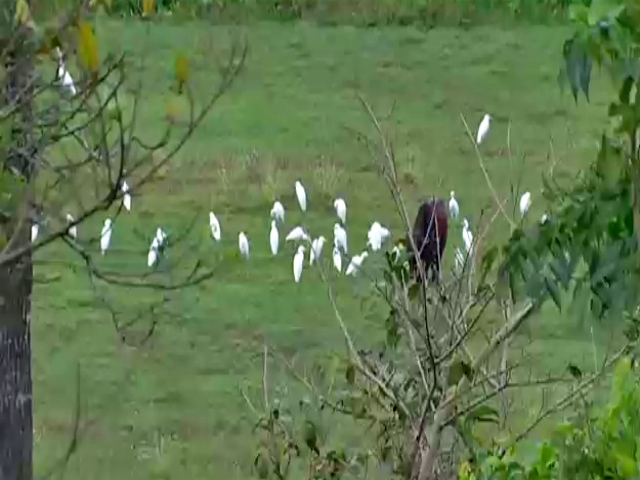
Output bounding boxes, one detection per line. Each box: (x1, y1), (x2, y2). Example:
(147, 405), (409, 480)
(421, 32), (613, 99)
(0, 20), (35, 480)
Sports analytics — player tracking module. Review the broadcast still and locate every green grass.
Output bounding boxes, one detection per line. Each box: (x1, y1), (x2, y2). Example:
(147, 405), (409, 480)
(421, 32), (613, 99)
(33, 20), (617, 478)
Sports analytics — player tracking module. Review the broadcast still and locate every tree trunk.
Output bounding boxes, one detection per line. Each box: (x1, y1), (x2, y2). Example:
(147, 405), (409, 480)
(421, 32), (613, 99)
(0, 20), (35, 480)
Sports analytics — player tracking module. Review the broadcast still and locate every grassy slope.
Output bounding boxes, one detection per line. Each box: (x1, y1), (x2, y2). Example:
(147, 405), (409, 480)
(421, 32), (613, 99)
(33, 20), (614, 478)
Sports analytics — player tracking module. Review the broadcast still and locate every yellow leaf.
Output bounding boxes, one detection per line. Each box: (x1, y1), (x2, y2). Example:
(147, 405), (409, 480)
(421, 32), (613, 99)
(77, 21), (99, 74)
(164, 97), (181, 123)
(174, 55), (189, 85)
(14, 0), (34, 27)
(142, 0), (155, 15)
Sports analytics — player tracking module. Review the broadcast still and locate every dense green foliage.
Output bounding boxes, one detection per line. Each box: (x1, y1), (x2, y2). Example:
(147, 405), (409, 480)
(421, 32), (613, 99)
(461, 357), (640, 479)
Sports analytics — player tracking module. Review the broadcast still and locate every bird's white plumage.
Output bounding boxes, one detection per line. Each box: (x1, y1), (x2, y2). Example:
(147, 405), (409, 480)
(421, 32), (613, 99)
(55, 48), (77, 96)
(332, 245), (342, 273)
(121, 181), (132, 212)
(449, 191), (459, 219)
(519, 191), (531, 216)
(269, 220), (279, 256)
(66, 213), (77, 239)
(462, 218), (473, 253)
(295, 180), (307, 212)
(333, 223), (348, 253)
(238, 232), (250, 259)
(209, 212), (221, 241)
(270, 201), (285, 224)
(293, 245), (305, 283)
(31, 224), (39, 243)
(541, 213), (549, 224)
(345, 251), (369, 276)
(100, 218), (112, 255)
(367, 221), (390, 252)
(285, 226), (309, 243)
(309, 236), (326, 265)
(147, 236), (160, 267)
(334, 198), (347, 224)
(476, 114), (491, 145)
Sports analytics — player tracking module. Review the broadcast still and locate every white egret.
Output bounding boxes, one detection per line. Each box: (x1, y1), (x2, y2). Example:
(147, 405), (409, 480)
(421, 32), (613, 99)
(269, 220), (279, 256)
(209, 211), (221, 241)
(295, 180), (307, 212)
(293, 245), (305, 283)
(332, 245), (342, 273)
(541, 213), (549, 224)
(449, 191), (459, 219)
(476, 114), (491, 145)
(285, 226), (309, 243)
(334, 198), (347, 224)
(121, 180), (132, 212)
(65, 213), (77, 239)
(270, 201), (285, 224)
(55, 47), (77, 96)
(31, 223), (39, 243)
(155, 227), (167, 245)
(367, 221), (390, 252)
(333, 223), (348, 253)
(238, 232), (250, 259)
(309, 236), (326, 265)
(100, 218), (113, 255)
(462, 218), (473, 253)
(147, 236), (160, 267)
(147, 228), (167, 268)
(345, 251), (369, 276)
(519, 191), (532, 216)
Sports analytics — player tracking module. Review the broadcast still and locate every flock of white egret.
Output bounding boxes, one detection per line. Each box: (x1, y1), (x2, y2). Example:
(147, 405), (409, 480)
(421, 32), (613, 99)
(40, 54), (545, 285)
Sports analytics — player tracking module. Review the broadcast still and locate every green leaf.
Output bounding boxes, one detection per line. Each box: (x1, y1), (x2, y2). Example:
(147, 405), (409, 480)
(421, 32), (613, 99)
(448, 359), (473, 386)
(588, 0), (624, 26)
(618, 75), (634, 104)
(345, 363), (355, 385)
(544, 275), (562, 311)
(466, 404), (500, 425)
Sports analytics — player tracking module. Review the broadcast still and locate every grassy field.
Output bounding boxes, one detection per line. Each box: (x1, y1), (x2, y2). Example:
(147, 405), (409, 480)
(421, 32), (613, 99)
(32, 19), (617, 479)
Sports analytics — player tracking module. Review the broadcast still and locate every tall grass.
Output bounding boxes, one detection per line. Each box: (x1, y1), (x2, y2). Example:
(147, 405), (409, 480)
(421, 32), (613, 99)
(104, 0), (584, 27)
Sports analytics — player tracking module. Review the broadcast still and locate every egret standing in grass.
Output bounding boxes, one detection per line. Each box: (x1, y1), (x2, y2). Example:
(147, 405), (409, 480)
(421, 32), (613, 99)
(449, 191), (459, 219)
(122, 180), (132, 212)
(334, 198), (346, 224)
(293, 245), (305, 283)
(31, 223), (39, 243)
(55, 47), (77, 96)
(209, 211), (221, 241)
(541, 213), (549, 224)
(100, 218), (113, 255)
(462, 218), (473, 253)
(66, 213), (77, 239)
(476, 114), (491, 145)
(519, 191), (531, 216)
(295, 180), (307, 212)
(367, 221), (390, 252)
(270, 200), (285, 224)
(346, 251), (369, 276)
(148, 237), (160, 267)
(309, 236), (326, 265)
(334, 223), (348, 253)
(270, 220), (279, 255)
(238, 232), (250, 259)
(285, 226), (309, 243)
(332, 245), (342, 273)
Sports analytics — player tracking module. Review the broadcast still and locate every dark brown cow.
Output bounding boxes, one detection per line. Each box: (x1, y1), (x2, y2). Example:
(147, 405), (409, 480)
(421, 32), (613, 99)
(406, 197), (449, 283)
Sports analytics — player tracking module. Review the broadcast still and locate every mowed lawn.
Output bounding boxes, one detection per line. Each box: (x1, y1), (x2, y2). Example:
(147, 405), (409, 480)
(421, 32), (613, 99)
(32, 20), (614, 479)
